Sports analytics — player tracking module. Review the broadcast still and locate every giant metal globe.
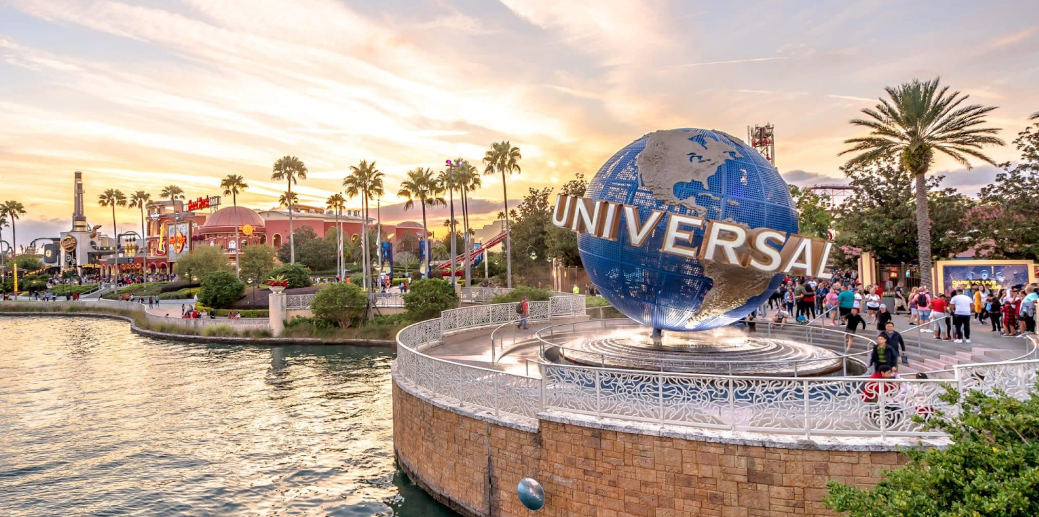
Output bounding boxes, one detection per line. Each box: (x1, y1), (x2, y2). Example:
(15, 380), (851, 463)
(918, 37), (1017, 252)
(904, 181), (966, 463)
(578, 128), (799, 332)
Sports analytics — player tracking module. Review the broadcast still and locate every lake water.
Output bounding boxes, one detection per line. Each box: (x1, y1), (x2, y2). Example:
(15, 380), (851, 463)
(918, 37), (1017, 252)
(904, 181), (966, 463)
(0, 316), (455, 517)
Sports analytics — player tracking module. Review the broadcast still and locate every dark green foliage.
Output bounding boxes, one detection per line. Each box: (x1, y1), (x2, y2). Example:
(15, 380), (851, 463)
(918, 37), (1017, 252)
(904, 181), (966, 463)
(266, 263), (312, 288)
(977, 117), (1039, 260)
(788, 185), (833, 239)
(310, 283), (367, 327)
(13, 255), (43, 270)
(173, 245), (233, 281)
(490, 286), (552, 304)
(239, 244), (277, 285)
(826, 382), (1039, 516)
(403, 279), (458, 321)
(198, 271), (245, 309)
(277, 225), (319, 264)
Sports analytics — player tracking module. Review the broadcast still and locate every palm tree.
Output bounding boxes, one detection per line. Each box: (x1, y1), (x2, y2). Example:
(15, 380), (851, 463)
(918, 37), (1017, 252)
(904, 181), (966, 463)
(326, 193), (346, 280)
(278, 191), (298, 209)
(160, 184), (185, 222)
(483, 141), (522, 288)
(398, 167), (445, 278)
(1, 201), (26, 265)
(98, 189), (127, 251)
(128, 191), (151, 240)
(840, 78), (1004, 290)
(437, 165), (461, 282)
(344, 159), (385, 320)
(271, 156), (308, 264)
(0, 213), (8, 268)
(220, 174), (249, 278)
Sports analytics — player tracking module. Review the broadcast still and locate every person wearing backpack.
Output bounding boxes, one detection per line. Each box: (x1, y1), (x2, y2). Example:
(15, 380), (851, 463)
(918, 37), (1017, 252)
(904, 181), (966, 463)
(517, 296), (529, 329)
(802, 281), (816, 320)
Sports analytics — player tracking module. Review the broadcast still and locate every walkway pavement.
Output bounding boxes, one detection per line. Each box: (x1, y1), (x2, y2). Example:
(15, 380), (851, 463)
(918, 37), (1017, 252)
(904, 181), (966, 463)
(421, 309), (1034, 378)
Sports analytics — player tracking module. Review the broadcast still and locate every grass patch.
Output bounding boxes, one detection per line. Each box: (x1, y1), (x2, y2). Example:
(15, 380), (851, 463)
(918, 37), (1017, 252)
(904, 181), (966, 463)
(584, 295), (623, 319)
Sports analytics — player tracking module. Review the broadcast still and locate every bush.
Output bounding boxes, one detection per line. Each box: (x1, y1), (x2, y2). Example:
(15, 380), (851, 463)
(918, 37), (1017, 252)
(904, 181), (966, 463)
(584, 295), (623, 319)
(403, 279), (458, 322)
(156, 287), (200, 300)
(266, 263), (312, 289)
(173, 245), (233, 281)
(490, 286), (552, 304)
(194, 304), (268, 318)
(311, 283), (367, 327)
(160, 281), (199, 293)
(201, 325), (239, 337)
(198, 271), (245, 309)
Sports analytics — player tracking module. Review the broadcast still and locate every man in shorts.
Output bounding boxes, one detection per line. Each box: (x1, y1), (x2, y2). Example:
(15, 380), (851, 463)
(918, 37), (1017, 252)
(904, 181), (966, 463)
(916, 288), (931, 332)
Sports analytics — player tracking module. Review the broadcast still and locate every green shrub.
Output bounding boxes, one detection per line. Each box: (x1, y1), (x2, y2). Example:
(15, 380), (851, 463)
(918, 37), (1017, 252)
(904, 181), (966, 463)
(157, 287), (201, 300)
(201, 325), (239, 337)
(265, 263), (312, 289)
(198, 271), (245, 309)
(194, 304), (268, 318)
(584, 295), (622, 319)
(45, 284), (102, 295)
(403, 279), (458, 322)
(286, 315), (333, 329)
(490, 286), (552, 304)
(160, 281), (198, 293)
(310, 282), (367, 327)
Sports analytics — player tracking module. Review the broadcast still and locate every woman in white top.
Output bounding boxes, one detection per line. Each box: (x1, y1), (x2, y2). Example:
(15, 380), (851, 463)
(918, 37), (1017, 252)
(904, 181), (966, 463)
(853, 289), (863, 311)
(865, 287), (881, 324)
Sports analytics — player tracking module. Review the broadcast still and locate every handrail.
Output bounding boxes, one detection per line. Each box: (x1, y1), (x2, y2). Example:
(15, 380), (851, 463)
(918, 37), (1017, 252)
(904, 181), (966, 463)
(533, 318), (872, 377)
(899, 314), (951, 357)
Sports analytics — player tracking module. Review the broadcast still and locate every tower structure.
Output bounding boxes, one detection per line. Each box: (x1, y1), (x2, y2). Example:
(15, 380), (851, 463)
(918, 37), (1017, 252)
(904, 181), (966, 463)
(747, 124), (776, 166)
(73, 171), (88, 232)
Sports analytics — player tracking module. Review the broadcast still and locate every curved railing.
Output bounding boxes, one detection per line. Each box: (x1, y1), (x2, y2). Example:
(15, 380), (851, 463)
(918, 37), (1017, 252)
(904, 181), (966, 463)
(533, 318), (872, 377)
(1, 299), (272, 330)
(394, 302), (1039, 439)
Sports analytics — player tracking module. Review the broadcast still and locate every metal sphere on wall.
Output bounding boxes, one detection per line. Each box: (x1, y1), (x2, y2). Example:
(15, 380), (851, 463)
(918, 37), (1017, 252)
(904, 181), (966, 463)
(517, 477), (545, 511)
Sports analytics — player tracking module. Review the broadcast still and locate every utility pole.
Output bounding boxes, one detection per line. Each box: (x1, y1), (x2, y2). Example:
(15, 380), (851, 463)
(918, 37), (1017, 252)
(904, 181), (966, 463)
(445, 159), (459, 289)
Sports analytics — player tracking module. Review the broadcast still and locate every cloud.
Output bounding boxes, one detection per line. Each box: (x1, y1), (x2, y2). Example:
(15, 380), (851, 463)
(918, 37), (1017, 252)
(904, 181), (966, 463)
(782, 169), (845, 186)
(670, 57), (788, 68)
(828, 94), (875, 103)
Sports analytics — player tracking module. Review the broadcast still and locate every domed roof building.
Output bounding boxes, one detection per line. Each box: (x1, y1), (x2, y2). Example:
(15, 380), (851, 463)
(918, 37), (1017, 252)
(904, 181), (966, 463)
(197, 206), (268, 255)
(199, 206), (265, 234)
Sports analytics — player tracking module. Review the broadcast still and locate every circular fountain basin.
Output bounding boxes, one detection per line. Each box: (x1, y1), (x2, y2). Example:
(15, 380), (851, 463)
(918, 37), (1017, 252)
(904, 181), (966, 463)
(556, 326), (847, 377)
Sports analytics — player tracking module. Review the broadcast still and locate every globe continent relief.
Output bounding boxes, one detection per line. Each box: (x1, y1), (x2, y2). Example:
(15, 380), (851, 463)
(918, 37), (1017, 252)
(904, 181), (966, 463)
(577, 128), (800, 332)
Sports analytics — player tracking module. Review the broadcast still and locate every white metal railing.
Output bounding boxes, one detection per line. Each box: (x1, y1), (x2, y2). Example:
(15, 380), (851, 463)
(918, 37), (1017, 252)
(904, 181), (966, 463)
(285, 292), (404, 309)
(459, 287), (512, 303)
(394, 302), (1039, 438)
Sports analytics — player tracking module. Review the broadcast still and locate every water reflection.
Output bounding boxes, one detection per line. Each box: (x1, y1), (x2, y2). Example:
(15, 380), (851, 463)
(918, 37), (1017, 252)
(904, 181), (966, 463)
(0, 317), (455, 517)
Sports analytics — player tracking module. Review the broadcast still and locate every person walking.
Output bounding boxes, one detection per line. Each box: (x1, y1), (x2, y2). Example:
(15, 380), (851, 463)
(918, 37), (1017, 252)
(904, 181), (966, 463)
(868, 334), (899, 375)
(517, 296), (529, 330)
(837, 284), (855, 324)
(881, 321), (907, 364)
(986, 291), (1002, 333)
(874, 304), (892, 332)
(803, 280), (816, 320)
(865, 287), (881, 324)
(1003, 288), (1020, 338)
(916, 287), (931, 333)
(949, 289), (973, 344)
(930, 293), (951, 341)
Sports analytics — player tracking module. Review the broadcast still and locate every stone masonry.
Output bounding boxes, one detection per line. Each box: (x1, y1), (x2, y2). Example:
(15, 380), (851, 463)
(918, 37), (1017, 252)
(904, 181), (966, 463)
(394, 382), (909, 517)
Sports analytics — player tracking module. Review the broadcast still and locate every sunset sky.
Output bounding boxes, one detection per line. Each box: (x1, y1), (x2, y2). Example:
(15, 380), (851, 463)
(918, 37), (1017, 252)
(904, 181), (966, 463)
(1, 0), (1038, 245)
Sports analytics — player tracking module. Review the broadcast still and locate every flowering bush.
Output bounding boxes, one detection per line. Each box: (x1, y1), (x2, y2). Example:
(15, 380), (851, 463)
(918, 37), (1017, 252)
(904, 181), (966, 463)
(265, 275), (289, 287)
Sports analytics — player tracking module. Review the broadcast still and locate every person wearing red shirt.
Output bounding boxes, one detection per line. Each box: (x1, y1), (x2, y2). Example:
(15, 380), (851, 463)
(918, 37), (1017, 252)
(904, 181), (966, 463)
(862, 365), (896, 402)
(930, 294), (950, 340)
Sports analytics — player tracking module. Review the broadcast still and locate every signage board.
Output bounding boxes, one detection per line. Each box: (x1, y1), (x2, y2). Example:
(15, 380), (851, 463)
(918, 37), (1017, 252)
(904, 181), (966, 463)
(187, 196), (221, 212)
(936, 260), (1036, 295)
(167, 222), (190, 262)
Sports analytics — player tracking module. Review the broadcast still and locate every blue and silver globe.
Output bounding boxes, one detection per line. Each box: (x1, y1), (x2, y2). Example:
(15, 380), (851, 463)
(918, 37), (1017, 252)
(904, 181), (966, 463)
(578, 128), (799, 332)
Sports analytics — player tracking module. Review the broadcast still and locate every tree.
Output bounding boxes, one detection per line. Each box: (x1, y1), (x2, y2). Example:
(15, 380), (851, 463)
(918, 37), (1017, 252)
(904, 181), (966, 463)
(0, 201), (26, 264)
(239, 243), (276, 287)
(277, 225), (318, 264)
(298, 236), (336, 271)
(266, 263), (312, 289)
(326, 193), (346, 279)
(278, 191), (298, 210)
(788, 185), (832, 239)
(311, 282), (367, 327)
(97, 189), (127, 248)
(834, 158), (976, 266)
(826, 382), (1039, 516)
(0, 212), (7, 268)
(198, 270), (245, 309)
(547, 173), (588, 268)
(454, 160), (482, 287)
(977, 115), (1039, 259)
(344, 159), (385, 321)
(173, 245), (232, 282)
(271, 155), (308, 264)
(509, 187), (553, 284)
(840, 78), (1004, 290)
(128, 191), (151, 241)
(398, 167), (446, 278)
(403, 278), (458, 321)
(160, 184), (185, 223)
(483, 141), (522, 288)
(395, 251), (419, 275)
(220, 174), (249, 278)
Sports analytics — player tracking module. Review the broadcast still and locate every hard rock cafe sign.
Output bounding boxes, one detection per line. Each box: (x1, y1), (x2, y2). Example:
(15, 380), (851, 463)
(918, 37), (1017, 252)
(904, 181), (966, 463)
(241, 224), (254, 236)
(187, 195), (221, 211)
(170, 228), (188, 254)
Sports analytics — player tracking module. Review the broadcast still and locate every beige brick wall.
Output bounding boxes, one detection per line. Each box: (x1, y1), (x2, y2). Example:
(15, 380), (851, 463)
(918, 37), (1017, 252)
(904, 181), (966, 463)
(394, 382), (906, 517)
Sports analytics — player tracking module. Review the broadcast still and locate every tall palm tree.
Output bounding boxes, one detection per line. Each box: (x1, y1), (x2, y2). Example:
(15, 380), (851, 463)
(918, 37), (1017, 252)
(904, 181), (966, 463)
(160, 184), (185, 222)
(1, 201), (26, 265)
(398, 167), (445, 278)
(344, 159), (385, 320)
(278, 191), (298, 209)
(98, 190), (127, 254)
(840, 78), (1004, 290)
(483, 141), (521, 288)
(326, 193), (346, 280)
(437, 165), (463, 282)
(0, 213), (8, 268)
(271, 156), (308, 264)
(128, 191), (151, 240)
(220, 174), (249, 278)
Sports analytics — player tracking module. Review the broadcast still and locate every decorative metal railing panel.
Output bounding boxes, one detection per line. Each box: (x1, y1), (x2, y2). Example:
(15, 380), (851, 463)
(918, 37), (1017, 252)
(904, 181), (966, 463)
(459, 287), (512, 303)
(286, 294), (315, 309)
